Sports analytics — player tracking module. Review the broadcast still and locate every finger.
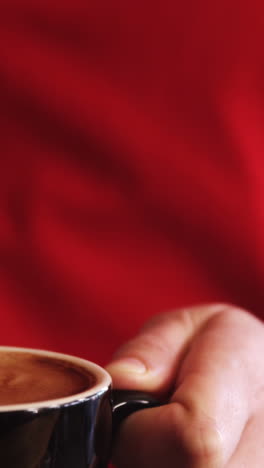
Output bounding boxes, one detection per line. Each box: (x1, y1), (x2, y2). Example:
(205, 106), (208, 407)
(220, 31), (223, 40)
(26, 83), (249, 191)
(112, 404), (224, 468)
(228, 411), (264, 468)
(169, 308), (264, 464)
(108, 305), (264, 467)
(106, 304), (225, 395)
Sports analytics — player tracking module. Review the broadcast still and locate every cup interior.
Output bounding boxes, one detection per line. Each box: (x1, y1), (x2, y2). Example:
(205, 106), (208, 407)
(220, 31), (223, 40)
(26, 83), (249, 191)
(0, 346), (112, 412)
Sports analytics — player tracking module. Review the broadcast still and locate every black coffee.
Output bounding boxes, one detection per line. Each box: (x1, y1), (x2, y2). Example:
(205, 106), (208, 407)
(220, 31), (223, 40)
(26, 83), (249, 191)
(0, 351), (94, 405)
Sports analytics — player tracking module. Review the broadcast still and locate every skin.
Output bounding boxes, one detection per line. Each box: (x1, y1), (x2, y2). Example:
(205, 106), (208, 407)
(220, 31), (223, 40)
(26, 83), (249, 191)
(106, 304), (264, 468)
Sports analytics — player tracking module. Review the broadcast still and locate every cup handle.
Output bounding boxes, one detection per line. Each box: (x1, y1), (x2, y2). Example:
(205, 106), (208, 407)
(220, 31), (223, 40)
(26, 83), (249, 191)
(95, 390), (162, 468)
(112, 389), (161, 438)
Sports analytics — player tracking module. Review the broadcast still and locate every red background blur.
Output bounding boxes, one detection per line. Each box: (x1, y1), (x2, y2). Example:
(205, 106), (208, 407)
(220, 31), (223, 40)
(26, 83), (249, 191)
(0, 0), (263, 369)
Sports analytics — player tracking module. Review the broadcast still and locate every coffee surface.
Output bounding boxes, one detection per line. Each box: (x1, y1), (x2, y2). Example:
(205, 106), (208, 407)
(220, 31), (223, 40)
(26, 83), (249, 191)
(0, 351), (94, 406)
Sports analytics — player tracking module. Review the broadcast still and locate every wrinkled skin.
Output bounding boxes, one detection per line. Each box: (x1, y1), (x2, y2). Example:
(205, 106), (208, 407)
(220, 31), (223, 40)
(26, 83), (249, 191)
(106, 304), (264, 468)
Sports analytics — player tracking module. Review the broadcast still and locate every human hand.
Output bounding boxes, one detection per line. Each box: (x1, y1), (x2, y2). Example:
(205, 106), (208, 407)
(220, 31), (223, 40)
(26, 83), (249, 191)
(106, 304), (264, 467)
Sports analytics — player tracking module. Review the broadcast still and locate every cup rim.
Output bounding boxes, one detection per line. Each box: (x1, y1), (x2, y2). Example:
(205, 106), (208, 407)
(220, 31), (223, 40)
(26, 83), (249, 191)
(0, 346), (112, 412)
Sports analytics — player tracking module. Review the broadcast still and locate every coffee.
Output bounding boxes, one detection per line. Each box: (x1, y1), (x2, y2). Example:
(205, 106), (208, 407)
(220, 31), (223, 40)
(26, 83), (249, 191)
(0, 351), (94, 406)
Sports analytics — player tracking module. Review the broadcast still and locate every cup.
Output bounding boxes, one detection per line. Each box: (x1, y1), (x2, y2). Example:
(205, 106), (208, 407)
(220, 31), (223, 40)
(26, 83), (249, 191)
(0, 346), (159, 468)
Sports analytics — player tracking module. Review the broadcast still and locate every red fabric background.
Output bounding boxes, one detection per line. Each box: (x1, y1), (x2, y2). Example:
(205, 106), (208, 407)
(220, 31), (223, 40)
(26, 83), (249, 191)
(0, 0), (264, 371)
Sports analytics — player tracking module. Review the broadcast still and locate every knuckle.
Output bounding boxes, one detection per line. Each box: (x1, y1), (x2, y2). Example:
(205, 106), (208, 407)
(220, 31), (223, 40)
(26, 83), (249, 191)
(215, 303), (260, 328)
(195, 302), (256, 330)
(214, 303), (250, 318)
(185, 421), (223, 465)
(113, 332), (170, 361)
(163, 403), (224, 467)
(198, 302), (246, 317)
(139, 332), (172, 355)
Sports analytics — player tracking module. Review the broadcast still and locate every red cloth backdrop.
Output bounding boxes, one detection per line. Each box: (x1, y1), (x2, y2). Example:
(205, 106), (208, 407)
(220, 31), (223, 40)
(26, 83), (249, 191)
(0, 0), (264, 366)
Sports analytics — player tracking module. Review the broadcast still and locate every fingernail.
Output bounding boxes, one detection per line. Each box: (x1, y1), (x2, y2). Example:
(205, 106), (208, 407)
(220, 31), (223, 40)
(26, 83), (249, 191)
(106, 358), (147, 374)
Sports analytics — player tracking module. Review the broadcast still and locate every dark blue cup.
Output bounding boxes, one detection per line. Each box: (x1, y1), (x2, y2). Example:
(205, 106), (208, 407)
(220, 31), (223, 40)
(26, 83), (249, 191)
(0, 347), (159, 468)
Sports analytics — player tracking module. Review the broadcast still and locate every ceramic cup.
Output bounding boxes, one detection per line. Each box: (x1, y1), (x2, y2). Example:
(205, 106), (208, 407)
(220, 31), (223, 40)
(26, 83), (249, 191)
(0, 347), (159, 468)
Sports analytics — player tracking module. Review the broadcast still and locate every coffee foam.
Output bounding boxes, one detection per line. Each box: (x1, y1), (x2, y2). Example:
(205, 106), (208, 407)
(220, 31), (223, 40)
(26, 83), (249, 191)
(0, 351), (95, 406)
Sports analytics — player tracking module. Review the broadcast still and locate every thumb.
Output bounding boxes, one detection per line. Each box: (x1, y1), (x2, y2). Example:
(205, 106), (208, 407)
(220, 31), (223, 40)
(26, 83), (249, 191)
(106, 304), (224, 395)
